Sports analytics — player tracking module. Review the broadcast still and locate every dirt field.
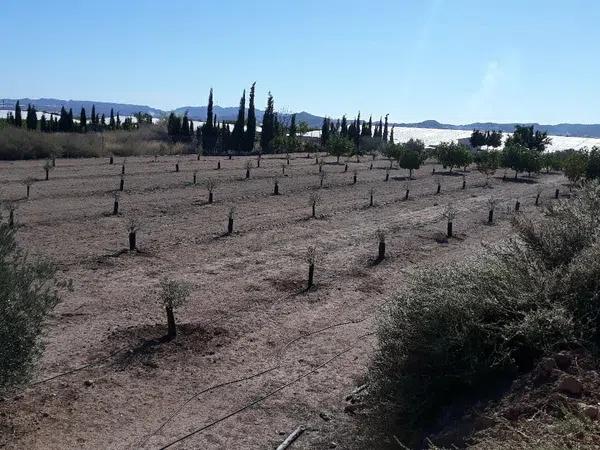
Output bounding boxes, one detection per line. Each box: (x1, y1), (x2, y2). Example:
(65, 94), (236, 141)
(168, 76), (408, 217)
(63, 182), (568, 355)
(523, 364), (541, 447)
(0, 153), (566, 449)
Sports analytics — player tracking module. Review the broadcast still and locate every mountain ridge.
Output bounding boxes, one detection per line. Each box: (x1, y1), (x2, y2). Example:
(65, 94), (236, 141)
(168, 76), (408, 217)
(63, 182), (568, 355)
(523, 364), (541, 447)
(2, 98), (600, 138)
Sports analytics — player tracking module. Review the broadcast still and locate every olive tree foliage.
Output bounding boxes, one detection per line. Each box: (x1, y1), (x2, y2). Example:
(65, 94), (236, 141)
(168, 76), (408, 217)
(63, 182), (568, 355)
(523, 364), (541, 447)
(326, 135), (354, 163)
(368, 181), (600, 444)
(475, 150), (500, 185)
(435, 142), (473, 172)
(563, 151), (588, 187)
(0, 221), (60, 393)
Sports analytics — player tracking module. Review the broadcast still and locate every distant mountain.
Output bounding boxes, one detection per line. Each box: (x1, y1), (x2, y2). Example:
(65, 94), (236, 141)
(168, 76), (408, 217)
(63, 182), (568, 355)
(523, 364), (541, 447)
(2, 98), (600, 138)
(0, 98), (163, 118)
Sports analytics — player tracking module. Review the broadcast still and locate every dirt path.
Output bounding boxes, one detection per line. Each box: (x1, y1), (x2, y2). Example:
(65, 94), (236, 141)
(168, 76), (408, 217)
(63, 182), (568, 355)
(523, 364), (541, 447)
(0, 154), (566, 449)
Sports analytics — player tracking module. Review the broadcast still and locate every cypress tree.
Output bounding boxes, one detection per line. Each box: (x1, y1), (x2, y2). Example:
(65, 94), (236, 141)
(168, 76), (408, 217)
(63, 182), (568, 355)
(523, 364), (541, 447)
(289, 113), (297, 139)
(91, 105), (96, 125)
(80, 107), (87, 132)
(260, 92), (276, 152)
(14, 100), (22, 127)
(26, 104), (38, 130)
(320, 117), (330, 146)
(340, 115), (348, 137)
(40, 114), (47, 132)
(232, 89), (246, 152)
(383, 114), (389, 142)
(202, 88), (217, 153)
(390, 125), (395, 143)
(181, 112), (190, 141)
(68, 108), (74, 132)
(245, 82), (256, 153)
(109, 108), (115, 130)
(116, 113), (121, 129)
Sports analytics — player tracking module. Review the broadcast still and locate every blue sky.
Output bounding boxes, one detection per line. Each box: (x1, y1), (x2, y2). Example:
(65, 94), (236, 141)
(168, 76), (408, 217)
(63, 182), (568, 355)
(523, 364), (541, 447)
(2, 0), (598, 124)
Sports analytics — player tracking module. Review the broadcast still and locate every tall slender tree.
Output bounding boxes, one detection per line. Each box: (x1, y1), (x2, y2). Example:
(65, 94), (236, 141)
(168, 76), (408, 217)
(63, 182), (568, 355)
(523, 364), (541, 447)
(26, 104), (38, 130)
(245, 82), (256, 152)
(202, 88), (217, 153)
(260, 92), (276, 152)
(91, 105), (96, 125)
(383, 114), (389, 142)
(80, 107), (87, 132)
(109, 108), (115, 130)
(14, 100), (22, 127)
(289, 113), (297, 139)
(231, 89), (246, 152)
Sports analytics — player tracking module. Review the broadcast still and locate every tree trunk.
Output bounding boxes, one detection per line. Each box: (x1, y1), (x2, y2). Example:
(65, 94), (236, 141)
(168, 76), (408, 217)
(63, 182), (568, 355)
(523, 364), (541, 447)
(436, 184), (441, 194)
(378, 241), (385, 261)
(312, 203), (316, 218)
(52, 156), (56, 167)
(166, 306), (176, 338)
(175, 163), (179, 172)
(337, 155), (340, 163)
(208, 192), (213, 204)
(385, 172), (389, 182)
(129, 231), (136, 251)
(405, 189), (409, 200)
(307, 263), (314, 289)
(462, 178), (466, 189)
(8, 210), (14, 228)
(514, 171), (518, 180)
(217, 160), (221, 169)
(113, 200), (119, 215)
(447, 221), (453, 238)
(246, 169), (250, 179)
(515, 200), (520, 212)
(193, 173), (197, 185)
(120, 179), (124, 191)
(535, 194), (540, 206)
(319, 165), (322, 173)
(555, 188), (560, 199)
(109, 156), (114, 165)
(344, 164), (348, 173)
(228, 217), (234, 234)
(122, 165), (125, 175)
(26, 185), (30, 198)
(274, 183), (279, 195)
(353, 174), (357, 184)
(432, 167), (436, 175)
(410, 169), (413, 179)
(369, 194), (373, 207)
(488, 210), (494, 224)
(287, 158), (290, 165)
(282, 166), (285, 175)
(369, 163), (373, 170)
(45, 169), (49, 181)
(197, 153), (201, 161)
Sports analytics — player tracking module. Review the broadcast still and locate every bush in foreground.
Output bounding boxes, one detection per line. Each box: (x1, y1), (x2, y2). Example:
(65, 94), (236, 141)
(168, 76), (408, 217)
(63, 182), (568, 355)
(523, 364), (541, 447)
(0, 221), (60, 393)
(368, 181), (600, 445)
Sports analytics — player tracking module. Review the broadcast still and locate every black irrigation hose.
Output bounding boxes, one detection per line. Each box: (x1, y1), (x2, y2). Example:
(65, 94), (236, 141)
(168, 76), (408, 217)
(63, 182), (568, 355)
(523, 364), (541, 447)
(139, 314), (373, 447)
(158, 332), (374, 450)
(137, 365), (281, 449)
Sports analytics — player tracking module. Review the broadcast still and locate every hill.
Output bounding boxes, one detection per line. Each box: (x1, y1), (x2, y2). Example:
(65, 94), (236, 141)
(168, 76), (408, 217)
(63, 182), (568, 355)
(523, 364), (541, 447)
(2, 98), (600, 138)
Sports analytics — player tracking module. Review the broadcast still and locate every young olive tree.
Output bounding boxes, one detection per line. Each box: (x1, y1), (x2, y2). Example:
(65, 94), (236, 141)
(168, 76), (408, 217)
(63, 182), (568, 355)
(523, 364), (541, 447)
(205, 178), (216, 204)
(273, 177), (280, 195)
(112, 191), (120, 216)
(376, 229), (386, 262)
(227, 206), (235, 235)
(309, 192), (321, 218)
(245, 160), (254, 179)
(128, 219), (139, 251)
(306, 246), (317, 289)
(22, 177), (35, 199)
(158, 278), (191, 339)
(442, 204), (457, 238)
(43, 159), (54, 181)
(487, 197), (499, 224)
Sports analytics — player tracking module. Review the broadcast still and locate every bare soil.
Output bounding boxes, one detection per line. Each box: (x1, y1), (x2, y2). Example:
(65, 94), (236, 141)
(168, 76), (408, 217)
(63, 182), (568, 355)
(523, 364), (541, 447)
(0, 154), (566, 449)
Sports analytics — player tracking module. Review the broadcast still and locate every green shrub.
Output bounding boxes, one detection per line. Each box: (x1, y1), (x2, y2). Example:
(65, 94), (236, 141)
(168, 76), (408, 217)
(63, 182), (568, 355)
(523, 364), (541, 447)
(368, 181), (600, 443)
(0, 221), (60, 393)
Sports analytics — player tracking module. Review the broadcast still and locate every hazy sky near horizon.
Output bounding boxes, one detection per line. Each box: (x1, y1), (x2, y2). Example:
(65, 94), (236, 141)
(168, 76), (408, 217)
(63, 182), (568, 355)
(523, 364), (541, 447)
(2, 0), (598, 124)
